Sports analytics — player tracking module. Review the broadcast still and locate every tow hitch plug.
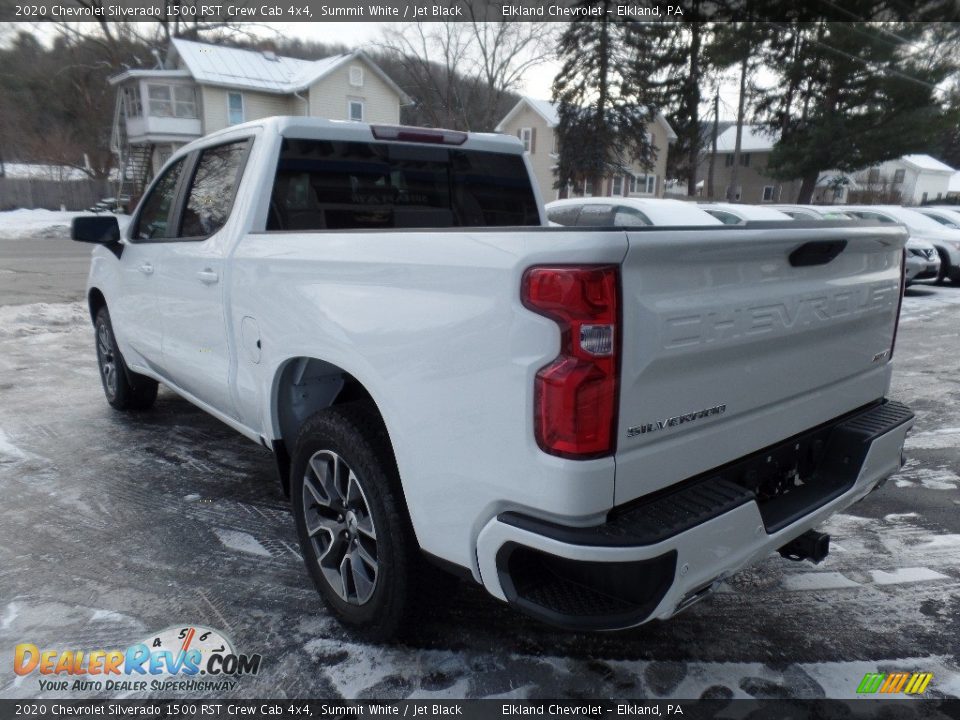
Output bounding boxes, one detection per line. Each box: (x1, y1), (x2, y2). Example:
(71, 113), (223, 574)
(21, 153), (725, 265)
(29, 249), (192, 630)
(778, 530), (830, 564)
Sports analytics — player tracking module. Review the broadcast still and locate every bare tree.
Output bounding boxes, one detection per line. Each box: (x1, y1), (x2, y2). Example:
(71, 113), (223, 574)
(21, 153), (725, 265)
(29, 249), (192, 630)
(378, 22), (475, 129)
(377, 7), (555, 131)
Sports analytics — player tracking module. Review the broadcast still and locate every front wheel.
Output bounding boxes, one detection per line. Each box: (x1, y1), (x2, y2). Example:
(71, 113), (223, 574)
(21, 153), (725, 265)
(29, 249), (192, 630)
(94, 306), (158, 410)
(291, 402), (432, 641)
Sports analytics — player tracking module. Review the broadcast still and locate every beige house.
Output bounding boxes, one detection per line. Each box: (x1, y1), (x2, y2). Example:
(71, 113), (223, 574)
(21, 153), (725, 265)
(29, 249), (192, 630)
(696, 125), (806, 204)
(495, 97), (676, 202)
(108, 39), (409, 194)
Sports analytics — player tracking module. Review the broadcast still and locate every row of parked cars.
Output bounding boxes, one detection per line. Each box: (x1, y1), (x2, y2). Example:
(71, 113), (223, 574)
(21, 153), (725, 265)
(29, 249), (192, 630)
(545, 198), (960, 287)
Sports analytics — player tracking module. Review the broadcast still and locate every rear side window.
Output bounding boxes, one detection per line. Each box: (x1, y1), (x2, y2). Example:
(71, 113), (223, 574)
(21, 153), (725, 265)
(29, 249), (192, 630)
(133, 158), (184, 240)
(180, 140), (249, 238)
(612, 206), (652, 226)
(546, 205), (582, 226)
(267, 138), (540, 230)
(705, 209), (742, 225)
(576, 205), (615, 226)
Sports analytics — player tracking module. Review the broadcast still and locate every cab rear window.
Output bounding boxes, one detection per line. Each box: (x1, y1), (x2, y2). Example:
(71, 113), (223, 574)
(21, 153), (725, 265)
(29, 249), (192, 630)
(267, 138), (540, 230)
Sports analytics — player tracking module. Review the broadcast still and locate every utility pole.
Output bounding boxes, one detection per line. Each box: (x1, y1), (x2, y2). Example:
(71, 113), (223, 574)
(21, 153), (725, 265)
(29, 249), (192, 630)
(707, 89), (719, 199)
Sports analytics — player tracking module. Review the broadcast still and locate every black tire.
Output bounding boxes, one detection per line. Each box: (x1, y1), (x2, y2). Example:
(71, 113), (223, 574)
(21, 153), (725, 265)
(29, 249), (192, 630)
(935, 248), (950, 285)
(291, 401), (439, 641)
(94, 306), (159, 411)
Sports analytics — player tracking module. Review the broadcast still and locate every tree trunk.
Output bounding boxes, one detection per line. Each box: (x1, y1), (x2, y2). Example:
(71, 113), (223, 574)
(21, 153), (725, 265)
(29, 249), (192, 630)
(707, 90), (719, 199)
(797, 170), (818, 203)
(726, 48), (749, 202)
(686, 22), (701, 197)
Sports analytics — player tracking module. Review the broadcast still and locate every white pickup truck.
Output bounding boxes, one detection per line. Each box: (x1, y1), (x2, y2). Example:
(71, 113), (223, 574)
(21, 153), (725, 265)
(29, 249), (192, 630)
(74, 117), (914, 639)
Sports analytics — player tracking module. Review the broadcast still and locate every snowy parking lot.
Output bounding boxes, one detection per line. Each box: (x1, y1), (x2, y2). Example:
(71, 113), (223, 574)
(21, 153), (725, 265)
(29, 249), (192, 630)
(0, 216), (959, 702)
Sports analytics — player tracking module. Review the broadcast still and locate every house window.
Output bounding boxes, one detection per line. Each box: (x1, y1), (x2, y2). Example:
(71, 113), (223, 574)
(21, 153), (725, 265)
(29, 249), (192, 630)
(172, 86), (197, 118)
(122, 86), (142, 117)
(629, 174), (655, 195)
(520, 128), (533, 153)
(612, 175), (623, 195)
(349, 66), (364, 87)
(148, 85), (173, 117)
(146, 84), (196, 119)
(725, 154), (734, 167)
(762, 185), (775, 202)
(740, 153), (751, 167)
(227, 92), (244, 125)
(868, 168), (881, 183)
(584, 179), (594, 196)
(348, 100), (364, 122)
(893, 169), (905, 183)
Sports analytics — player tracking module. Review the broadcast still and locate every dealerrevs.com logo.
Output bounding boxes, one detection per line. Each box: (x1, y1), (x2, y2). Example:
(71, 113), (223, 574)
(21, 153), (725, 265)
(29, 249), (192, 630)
(13, 625), (261, 693)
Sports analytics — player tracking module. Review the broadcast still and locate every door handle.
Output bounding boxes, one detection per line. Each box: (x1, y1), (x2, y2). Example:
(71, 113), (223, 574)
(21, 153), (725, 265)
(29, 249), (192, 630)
(197, 269), (219, 285)
(138, 262), (153, 275)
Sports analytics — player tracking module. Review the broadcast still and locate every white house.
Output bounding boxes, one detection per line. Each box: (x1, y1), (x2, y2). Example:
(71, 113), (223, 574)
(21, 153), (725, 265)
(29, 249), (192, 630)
(495, 96), (676, 201)
(863, 154), (956, 205)
(945, 170), (960, 200)
(108, 39), (410, 194)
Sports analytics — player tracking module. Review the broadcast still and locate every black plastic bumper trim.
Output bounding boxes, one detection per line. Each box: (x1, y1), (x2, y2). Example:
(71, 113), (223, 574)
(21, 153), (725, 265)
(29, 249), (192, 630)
(496, 543), (677, 632)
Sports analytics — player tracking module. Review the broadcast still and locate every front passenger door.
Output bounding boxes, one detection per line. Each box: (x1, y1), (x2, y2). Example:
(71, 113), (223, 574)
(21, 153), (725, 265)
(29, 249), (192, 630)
(113, 157), (185, 372)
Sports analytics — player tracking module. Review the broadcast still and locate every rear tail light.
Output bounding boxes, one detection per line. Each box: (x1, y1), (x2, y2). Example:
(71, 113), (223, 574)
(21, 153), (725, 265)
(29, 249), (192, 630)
(891, 248), (906, 360)
(370, 125), (467, 145)
(521, 265), (620, 459)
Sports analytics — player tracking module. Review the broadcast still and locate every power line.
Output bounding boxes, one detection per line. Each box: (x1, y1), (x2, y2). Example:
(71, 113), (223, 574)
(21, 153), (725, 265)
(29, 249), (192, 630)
(762, 21), (950, 98)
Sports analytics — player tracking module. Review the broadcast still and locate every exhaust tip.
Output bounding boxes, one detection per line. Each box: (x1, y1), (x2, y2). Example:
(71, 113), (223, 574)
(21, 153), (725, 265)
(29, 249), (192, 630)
(778, 530), (830, 564)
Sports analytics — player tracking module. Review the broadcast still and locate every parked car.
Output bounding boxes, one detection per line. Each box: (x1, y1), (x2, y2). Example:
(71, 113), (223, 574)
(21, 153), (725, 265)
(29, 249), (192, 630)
(914, 206), (960, 230)
(845, 205), (960, 283)
(903, 238), (941, 285)
(545, 197), (723, 227)
(698, 202), (795, 224)
(767, 205), (857, 221)
(72, 117), (914, 639)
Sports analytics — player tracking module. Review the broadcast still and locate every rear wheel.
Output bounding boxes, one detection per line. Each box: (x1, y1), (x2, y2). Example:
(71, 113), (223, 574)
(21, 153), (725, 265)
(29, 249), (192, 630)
(94, 306), (158, 410)
(291, 402), (429, 641)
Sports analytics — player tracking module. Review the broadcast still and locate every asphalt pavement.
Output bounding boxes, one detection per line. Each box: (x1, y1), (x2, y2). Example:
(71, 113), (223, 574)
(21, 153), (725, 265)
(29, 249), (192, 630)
(0, 234), (958, 702)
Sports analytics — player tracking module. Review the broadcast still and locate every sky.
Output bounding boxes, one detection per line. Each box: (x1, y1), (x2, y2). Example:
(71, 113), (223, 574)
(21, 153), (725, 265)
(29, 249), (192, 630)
(267, 21), (564, 105)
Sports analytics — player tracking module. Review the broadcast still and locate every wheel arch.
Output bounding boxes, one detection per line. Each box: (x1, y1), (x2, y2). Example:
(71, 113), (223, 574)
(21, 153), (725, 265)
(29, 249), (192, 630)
(87, 287), (107, 324)
(269, 356), (394, 497)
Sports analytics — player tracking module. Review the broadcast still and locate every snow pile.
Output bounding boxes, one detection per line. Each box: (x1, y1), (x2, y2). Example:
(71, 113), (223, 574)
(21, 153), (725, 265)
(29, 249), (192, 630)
(0, 209), (131, 241)
(0, 301), (88, 339)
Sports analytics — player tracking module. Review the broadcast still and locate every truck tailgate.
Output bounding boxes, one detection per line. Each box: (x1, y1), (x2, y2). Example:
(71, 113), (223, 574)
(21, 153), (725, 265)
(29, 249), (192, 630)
(614, 222), (907, 505)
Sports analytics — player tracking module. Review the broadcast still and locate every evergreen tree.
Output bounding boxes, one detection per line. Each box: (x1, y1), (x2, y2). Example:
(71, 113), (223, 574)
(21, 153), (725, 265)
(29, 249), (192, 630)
(551, 6), (660, 193)
(755, 21), (954, 203)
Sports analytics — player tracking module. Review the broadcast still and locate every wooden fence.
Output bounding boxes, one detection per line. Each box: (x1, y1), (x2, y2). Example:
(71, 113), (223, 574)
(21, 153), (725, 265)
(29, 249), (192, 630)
(0, 177), (114, 211)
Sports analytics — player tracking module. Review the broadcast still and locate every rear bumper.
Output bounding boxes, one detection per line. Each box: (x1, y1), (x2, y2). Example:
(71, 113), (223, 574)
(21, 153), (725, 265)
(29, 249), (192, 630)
(476, 400), (913, 631)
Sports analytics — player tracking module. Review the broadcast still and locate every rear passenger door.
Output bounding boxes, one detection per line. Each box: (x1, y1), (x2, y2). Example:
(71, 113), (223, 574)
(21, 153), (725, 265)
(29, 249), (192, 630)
(155, 138), (250, 417)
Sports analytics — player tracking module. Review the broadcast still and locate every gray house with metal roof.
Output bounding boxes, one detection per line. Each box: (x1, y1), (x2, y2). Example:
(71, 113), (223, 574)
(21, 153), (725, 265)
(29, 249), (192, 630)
(108, 39), (409, 195)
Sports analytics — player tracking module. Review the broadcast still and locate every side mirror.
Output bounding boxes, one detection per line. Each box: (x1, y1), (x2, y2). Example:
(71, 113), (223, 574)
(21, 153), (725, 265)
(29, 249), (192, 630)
(72, 216), (120, 245)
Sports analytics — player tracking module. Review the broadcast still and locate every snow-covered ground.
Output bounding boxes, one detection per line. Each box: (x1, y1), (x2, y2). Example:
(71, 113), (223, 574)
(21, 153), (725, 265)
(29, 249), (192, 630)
(0, 209), (131, 241)
(0, 293), (957, 702)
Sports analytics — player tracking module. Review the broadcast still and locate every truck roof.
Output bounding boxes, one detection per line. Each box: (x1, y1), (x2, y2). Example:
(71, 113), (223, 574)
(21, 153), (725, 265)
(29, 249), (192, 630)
(187, 115), (526, 156)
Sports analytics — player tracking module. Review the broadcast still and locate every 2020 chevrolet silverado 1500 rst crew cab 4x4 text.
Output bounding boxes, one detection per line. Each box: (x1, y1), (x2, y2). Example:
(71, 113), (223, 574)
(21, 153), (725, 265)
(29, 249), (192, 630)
(73, 117), (914, 639)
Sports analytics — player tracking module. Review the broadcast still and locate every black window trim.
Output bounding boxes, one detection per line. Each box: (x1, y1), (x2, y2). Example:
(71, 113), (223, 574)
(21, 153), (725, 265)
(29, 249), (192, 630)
(129, 137), (253, 244)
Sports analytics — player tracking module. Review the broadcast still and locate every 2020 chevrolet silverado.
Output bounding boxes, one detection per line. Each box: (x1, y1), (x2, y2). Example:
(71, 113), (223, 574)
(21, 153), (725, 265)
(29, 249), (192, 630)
(74, 117), (914, 639)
